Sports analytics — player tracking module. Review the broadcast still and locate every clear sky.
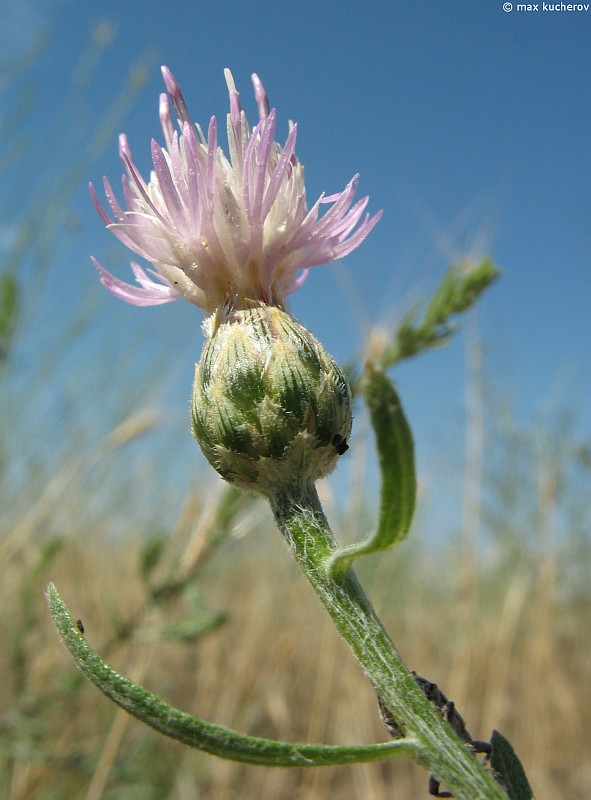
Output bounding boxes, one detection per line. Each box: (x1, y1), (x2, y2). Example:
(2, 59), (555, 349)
(2, 0), (589, 539)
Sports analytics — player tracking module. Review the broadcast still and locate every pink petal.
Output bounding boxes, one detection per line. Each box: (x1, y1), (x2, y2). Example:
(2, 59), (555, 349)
(91, 257), (182, 306)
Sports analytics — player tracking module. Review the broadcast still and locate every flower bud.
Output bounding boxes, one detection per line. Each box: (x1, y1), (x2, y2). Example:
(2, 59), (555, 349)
(191, 304), (352, 496)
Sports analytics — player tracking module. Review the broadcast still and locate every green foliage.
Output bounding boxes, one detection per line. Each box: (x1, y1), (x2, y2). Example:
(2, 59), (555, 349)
(0, 42), (524, 790)
(147, 487), (250, 606)
(41, 252), (516, 797)
(103, 489), (253, 649)
(46, 583), (417, 768)
(0, 272), (18, 368)
(269, 485), (509, 800)
(214, 485), (247, 538)
(328, 259), (499, 575)
(139, 536), (167, 584)
(10, 536), (64, 691)
(491, 730), (536, 800)
(328, 364), (416, 577)
(382, 258), (500, 367)
(155, 611), (227, 643)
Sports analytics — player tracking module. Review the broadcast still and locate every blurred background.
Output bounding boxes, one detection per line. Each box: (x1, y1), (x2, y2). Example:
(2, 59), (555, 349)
(1, 1), (589, 798)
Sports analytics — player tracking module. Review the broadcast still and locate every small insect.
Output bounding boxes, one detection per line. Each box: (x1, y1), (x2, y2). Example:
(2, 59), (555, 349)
(76, 618), (85, 634)
(331, 433), (349, 455)
(378, 672), (493, 798)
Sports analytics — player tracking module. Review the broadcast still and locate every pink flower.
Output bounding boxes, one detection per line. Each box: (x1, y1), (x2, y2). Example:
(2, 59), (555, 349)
(91, 67), (382, 312)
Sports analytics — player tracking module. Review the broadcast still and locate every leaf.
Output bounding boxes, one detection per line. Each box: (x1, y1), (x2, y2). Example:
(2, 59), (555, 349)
(46, 582), (418, 767)
(490, 729), (536, 800)
(145, 612), (228, 643)
(139, 536), (166, 584)
(0, 272), (18, 367)
(328, 365), (416, 577)
(382, 258), (500, 367)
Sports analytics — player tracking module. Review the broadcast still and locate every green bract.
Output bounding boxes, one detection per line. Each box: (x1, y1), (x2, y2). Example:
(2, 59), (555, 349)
(191, 304), (352, 495)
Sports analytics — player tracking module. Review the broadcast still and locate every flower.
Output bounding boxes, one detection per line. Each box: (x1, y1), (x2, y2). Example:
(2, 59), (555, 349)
(90, 67), (382, 312)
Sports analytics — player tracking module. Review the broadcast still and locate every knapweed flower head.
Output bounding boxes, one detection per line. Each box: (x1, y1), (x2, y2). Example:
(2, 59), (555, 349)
(192, 304), (353, 494)
(90, 67), (382, 312)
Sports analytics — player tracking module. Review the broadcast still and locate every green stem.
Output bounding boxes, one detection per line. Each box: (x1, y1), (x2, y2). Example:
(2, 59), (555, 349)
(269, 483), (508, 800)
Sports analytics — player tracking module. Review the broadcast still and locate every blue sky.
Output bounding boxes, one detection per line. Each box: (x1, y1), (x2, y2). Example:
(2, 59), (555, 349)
(2, 0), (589, 539)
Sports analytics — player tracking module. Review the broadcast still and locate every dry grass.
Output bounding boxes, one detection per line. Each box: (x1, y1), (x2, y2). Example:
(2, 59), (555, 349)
(1, 469), (590, 800)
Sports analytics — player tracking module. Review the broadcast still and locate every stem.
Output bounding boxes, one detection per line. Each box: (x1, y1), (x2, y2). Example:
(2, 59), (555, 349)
(269, 483), (508, 800)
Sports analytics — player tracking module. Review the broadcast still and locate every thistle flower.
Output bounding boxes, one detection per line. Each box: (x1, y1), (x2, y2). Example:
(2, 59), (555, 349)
(91, 68), (380, 493)
(90, 67), (382, 312)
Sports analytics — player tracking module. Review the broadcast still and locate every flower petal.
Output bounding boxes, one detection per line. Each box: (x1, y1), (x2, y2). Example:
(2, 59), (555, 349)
(91, 257), (182, 306)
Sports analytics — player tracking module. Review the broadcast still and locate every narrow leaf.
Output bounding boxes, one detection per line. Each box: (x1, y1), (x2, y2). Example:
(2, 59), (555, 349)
(154, 612), (228, 642)
(328, 364), (416, 577)
(46, 582), (418, 767)
(0, 272), (18, 367)
(383, 258), (499, 367)
(139, 536), (166, 584)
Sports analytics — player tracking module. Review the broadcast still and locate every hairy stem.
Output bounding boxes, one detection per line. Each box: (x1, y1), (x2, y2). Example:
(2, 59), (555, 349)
(269, 483), (508, 800)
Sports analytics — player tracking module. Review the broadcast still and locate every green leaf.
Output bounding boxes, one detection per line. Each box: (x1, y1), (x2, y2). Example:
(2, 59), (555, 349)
(327, 364), (416, 577)
(46, 582), (418, 767)
(490, 729), (536, 800)
(153, 612), (228, 643)
(139, 536), (167, 584)
(382, 258), (500, 367)
(0, 271), (18, 367)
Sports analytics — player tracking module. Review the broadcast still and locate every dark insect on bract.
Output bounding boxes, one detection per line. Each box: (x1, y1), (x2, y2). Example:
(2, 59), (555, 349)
(331, 433), (349, 455)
